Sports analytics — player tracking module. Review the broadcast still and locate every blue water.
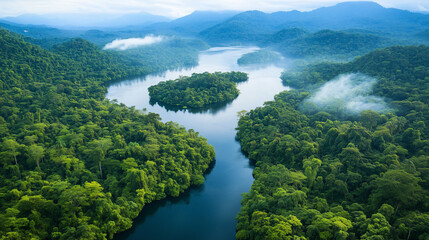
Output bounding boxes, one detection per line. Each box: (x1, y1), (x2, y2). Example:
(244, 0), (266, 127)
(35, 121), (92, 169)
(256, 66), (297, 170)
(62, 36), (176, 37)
(106, 47), (289, 240)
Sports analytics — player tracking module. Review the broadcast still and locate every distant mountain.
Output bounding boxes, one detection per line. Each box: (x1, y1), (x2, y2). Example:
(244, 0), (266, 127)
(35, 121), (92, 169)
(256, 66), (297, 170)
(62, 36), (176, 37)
(2, 14), (51, 26)
(200, 1), (429, 44)
(300, 1), (429, 31)
(171, 11), (240, 29)
(0, 21), (76, 38)
(107, 12), (170, 28)
(0, 21), (124, 47)
(140, 10), (240, 36)
(200, 10), (274, 43)
(2, 12), (170, 29)
(3, 1), (428, 49)
(264, 28), (309, 44)
(415, 29), (429, 40)
(271, 29), (391, 59)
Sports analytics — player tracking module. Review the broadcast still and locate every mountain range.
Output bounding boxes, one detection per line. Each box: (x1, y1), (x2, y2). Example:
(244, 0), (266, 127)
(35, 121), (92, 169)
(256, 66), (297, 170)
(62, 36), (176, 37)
(2, 12), (171, 29)
(1, 1), (428, 48)
(200, 1), (429, 43)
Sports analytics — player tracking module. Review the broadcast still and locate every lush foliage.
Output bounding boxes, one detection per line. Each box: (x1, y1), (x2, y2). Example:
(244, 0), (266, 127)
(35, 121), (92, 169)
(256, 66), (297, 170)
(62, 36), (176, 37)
(0, 28), (215, 239)
(52, 37), (207, 73)
(235, 45), (429, 239)
(237, 50), (282, 66)
(270, 29), (391, 60)
(148, 72), (248, 110)
(0, 22), (113, 48)
(415, 29), (429, 42)
(114, 38), (209, 72)
(282, 45), (429, 132)
(205, 24), (395, 60)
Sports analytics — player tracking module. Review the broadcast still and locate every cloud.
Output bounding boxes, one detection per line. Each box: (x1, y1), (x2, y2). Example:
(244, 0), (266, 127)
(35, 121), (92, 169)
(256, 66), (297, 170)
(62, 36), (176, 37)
(303, 73), (390, 115)
(103, 35), (165, 50)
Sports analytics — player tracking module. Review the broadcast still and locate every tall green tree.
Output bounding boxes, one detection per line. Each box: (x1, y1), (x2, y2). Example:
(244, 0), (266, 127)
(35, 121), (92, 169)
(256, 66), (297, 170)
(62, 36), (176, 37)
(28, 145), (44, 170)
(1, 139), (21, 165)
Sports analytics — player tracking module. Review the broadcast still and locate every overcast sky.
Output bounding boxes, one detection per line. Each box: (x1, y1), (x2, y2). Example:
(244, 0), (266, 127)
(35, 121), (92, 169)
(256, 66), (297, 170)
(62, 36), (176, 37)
(0, 0), (428, 18)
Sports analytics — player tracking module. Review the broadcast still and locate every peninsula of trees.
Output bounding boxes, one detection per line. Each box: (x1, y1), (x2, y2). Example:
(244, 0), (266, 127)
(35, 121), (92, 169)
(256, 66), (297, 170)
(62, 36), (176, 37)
(148, 72), (248, 110)
(237, 50), (282, 66)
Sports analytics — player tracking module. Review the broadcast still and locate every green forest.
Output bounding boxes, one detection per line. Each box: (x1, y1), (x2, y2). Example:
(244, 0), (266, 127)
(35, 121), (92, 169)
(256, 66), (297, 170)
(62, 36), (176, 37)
(1, 2), (429, 238)
(235, 45), (429, 239)
(0, 28), (215, 239)
(237, 50), (282, 66)
(148, 71), (248, 110)
(115, 38), (209, 72)
(268, 29), (392, 60)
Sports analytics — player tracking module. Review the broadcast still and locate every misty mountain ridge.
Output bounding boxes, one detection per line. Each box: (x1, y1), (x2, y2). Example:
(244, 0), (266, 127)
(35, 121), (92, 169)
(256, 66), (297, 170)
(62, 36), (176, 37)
(264, 28), (309, 44)
(201, 1), (429, 43)
(1, 1), (427, 51)
(0, 22), (119, 47)
(2, 12), (171, 29)
(171, 10), (241, 25)
(415, 29), (429, 41)
(137, 10), (241, 36)
(264, 28), (392, 60)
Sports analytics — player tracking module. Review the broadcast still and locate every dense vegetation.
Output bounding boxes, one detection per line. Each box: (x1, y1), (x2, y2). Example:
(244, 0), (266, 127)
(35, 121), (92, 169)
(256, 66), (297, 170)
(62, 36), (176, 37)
(281, 45), (429, 100)
(415, 29), (429, 41)
(269, 29), (391, 60)
(235, 45), (429, 239)
(205, 24), (394, 60)
(117, 38), (209, 72)
(148, 72), (248, 110)
(0, 28), (215, 239)
(0, 22), (110, 47)
(237, 50), (282, 66)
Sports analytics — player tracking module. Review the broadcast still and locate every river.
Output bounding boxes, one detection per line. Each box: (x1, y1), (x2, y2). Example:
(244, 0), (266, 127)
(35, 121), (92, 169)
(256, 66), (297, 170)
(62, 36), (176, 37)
(106, 46), (289, 240)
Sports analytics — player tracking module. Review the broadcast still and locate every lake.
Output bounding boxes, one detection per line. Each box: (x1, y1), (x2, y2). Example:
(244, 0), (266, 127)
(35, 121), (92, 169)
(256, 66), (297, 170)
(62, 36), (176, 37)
(106, 46), (289, 240)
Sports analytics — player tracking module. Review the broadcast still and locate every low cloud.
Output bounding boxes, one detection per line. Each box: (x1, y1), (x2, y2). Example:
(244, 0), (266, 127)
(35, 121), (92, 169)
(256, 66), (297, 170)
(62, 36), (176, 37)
(103, 35), (165, 50)
(303, 73), (390, 116)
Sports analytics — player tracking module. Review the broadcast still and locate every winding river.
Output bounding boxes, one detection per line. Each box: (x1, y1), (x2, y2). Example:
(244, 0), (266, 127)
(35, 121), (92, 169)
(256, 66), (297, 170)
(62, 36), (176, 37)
(106, 47), (289, 240)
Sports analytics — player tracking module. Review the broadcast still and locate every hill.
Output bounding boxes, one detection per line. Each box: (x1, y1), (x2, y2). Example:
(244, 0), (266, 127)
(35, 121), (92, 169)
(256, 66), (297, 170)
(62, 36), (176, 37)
(415, 29), (429, 41)
(200, 1), (429, 44)
(0, 29), (214, 239)
(271, 29), (391, 59)
(200, 10), (274, 43)
(0, 22), (116, 47)
(264, 28), (309, 44)
(236, 45), (429, 240)
(0, 10), (238, 46)
(140, 10), (240, 36)
(2, 12), (170, 29)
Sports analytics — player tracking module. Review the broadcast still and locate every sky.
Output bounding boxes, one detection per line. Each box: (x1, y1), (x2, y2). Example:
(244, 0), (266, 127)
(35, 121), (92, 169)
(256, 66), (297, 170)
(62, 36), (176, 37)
(0, 0), (428, 18)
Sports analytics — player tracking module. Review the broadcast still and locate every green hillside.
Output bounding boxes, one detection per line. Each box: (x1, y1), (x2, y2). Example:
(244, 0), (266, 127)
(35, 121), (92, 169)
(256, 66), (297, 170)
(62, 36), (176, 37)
(274, 29), (390, 59)
(237, 50), (282, 66)
(236, 45), (429, 239)
(0, 28), (215, 239)
(200, 2), (429, 44)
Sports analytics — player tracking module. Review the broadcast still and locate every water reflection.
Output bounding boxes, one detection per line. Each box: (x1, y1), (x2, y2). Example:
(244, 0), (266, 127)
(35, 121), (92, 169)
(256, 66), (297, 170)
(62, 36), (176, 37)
(107, 46), (290, 240)
(115, 159), (216, 239)
(149, 100), (232, 115)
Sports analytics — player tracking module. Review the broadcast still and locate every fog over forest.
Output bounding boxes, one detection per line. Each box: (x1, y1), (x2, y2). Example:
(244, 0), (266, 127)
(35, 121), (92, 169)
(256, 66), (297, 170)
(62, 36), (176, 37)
(104, 35), (166, 50)
(304, 73), (390, 115)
